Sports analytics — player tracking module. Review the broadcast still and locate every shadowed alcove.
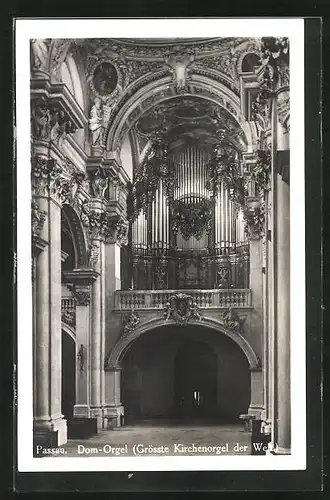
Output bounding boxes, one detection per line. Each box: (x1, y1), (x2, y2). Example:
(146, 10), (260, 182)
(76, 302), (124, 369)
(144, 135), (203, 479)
(121, 324), (251, 424)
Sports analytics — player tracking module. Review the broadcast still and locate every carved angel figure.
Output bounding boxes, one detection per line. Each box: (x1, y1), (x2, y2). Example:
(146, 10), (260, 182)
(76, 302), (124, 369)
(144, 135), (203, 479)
(31, 99), (51, 140)
(31, 39), (50, 71)
(89, 97), (104, 146)
(223, 307), (244, 334)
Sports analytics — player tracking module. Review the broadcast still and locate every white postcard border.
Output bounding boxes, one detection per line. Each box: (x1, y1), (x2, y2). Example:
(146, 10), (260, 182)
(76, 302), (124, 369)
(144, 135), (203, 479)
(16, 17), (306, 472)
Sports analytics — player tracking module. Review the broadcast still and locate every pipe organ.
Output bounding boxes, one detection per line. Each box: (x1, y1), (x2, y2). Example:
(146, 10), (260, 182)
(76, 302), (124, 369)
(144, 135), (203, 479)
(123, 144), (249, 291)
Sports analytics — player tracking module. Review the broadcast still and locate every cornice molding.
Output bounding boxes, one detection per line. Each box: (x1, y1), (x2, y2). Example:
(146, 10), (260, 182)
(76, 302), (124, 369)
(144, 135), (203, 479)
(31, 77), (88, 130)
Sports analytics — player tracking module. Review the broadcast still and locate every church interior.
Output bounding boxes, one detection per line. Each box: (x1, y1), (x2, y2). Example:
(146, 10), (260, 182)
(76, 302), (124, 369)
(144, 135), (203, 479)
(30, 37), (290, 455)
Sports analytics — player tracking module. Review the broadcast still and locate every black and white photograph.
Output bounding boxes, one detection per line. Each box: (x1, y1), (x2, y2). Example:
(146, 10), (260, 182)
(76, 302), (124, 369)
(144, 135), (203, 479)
(16, 18), (307, 473)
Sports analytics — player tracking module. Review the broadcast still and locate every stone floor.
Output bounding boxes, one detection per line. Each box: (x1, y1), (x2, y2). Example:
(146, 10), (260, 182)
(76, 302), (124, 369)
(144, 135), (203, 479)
(53, 422), (251, 457)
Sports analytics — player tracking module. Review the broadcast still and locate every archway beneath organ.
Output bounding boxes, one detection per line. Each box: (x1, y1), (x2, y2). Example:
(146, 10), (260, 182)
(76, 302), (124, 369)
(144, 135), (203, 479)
(174, 340), (217, 419)
(120, 324), (251, 424)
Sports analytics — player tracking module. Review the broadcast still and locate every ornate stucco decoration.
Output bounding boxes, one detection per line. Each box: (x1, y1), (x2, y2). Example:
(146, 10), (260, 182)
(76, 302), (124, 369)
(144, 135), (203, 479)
(252, 37), (289, 131)
(128, 138), (176, 221)
(172, 199), (214, 241)
(105, 216), (129, 245)
(164, 294), (202, 326)
(244, 203), (265, 239)
(206, 145), (247, 206)
(260, 37), (289, 89)
(31, 96), (77, 144)
(89, 168), (110, 198)
(74, 289), (91, 306)
(164, 48), (195, 93)
(81, 202), (108, 241)
(31, 154), (74, 205)
(121, 308), (140, 338)
(249, 148), (272, 192)
(31, 201), (47, 238)
(223, 307), (245, 335)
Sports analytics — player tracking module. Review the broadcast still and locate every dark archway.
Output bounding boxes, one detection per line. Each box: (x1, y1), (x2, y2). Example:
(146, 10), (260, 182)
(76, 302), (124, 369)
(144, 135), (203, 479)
(61, 330), (76, 420)
(174, 340), (217, 419)
(120, 324), (251, 424)
(241, 53), (261, 73)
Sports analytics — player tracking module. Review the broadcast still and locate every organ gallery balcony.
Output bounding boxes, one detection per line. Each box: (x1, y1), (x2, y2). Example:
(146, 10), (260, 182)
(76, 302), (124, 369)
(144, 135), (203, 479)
(114, 288), (252, 311)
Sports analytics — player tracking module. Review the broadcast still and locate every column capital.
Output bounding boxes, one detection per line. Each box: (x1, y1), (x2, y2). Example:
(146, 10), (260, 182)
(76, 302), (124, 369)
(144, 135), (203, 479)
(81, 199), (108, 242)
(62, 268), (99, 286)
(31, 154), (76, 206)
(105, 215), (129, 246)
(63, 268), (99, 306)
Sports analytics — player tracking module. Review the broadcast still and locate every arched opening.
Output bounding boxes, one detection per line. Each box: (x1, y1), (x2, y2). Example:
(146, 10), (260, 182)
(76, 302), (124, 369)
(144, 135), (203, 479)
(174, 340), (217, 419)
(241, 53), (261, 73)
(120, 324), (251, 425)
(61, 329), (76, 420)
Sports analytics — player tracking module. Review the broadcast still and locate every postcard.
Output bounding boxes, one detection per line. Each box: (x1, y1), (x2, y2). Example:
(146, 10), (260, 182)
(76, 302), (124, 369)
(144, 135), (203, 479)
(15, 17), (307, 474)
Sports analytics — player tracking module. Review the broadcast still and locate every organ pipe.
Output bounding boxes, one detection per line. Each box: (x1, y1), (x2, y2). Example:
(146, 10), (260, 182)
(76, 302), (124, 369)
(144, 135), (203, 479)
(132, 145), (245, 255)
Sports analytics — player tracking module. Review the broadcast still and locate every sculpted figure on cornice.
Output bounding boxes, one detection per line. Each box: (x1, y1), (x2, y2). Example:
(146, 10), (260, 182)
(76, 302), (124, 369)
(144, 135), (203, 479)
(31, 97), (77, 144)
(31, 39), (50, 72)
(89, 97), (105, 146)
(31, 201), (47, 238)
(89, 169), (109, 199)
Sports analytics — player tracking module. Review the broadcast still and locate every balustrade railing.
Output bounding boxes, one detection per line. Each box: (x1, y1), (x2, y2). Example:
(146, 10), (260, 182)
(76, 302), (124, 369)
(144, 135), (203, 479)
(61, 297), (76, 329)
(115, 289), (252, 310)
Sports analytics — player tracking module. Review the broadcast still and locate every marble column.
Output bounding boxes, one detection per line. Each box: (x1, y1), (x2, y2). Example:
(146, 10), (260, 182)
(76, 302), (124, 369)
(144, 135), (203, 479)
(33, 188), (68, 446)
(248, 236), (264, 418)
(275, 152), (291, 454)
(63, 269), (98, 419)
(84, 198), (107, 429)
(103, 218), (128, 426)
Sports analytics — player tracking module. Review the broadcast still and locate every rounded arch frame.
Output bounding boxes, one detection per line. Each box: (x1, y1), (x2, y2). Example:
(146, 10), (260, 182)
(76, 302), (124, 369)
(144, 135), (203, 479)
(61, 323), (77, 344)
(105, 73), (255, 153)
(61, 205), (89, 269)
(106, 316), (260, 371)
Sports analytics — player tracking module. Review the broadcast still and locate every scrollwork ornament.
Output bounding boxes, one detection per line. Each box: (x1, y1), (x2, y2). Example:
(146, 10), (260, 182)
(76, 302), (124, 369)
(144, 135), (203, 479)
(164, 294), (202, 326)
(121, 309), (140, 338)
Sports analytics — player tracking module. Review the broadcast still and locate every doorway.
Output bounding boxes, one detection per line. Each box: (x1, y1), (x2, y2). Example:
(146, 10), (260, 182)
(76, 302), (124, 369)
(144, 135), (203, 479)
(174, 340), (217, 419)
(61, 330), (76, 420)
